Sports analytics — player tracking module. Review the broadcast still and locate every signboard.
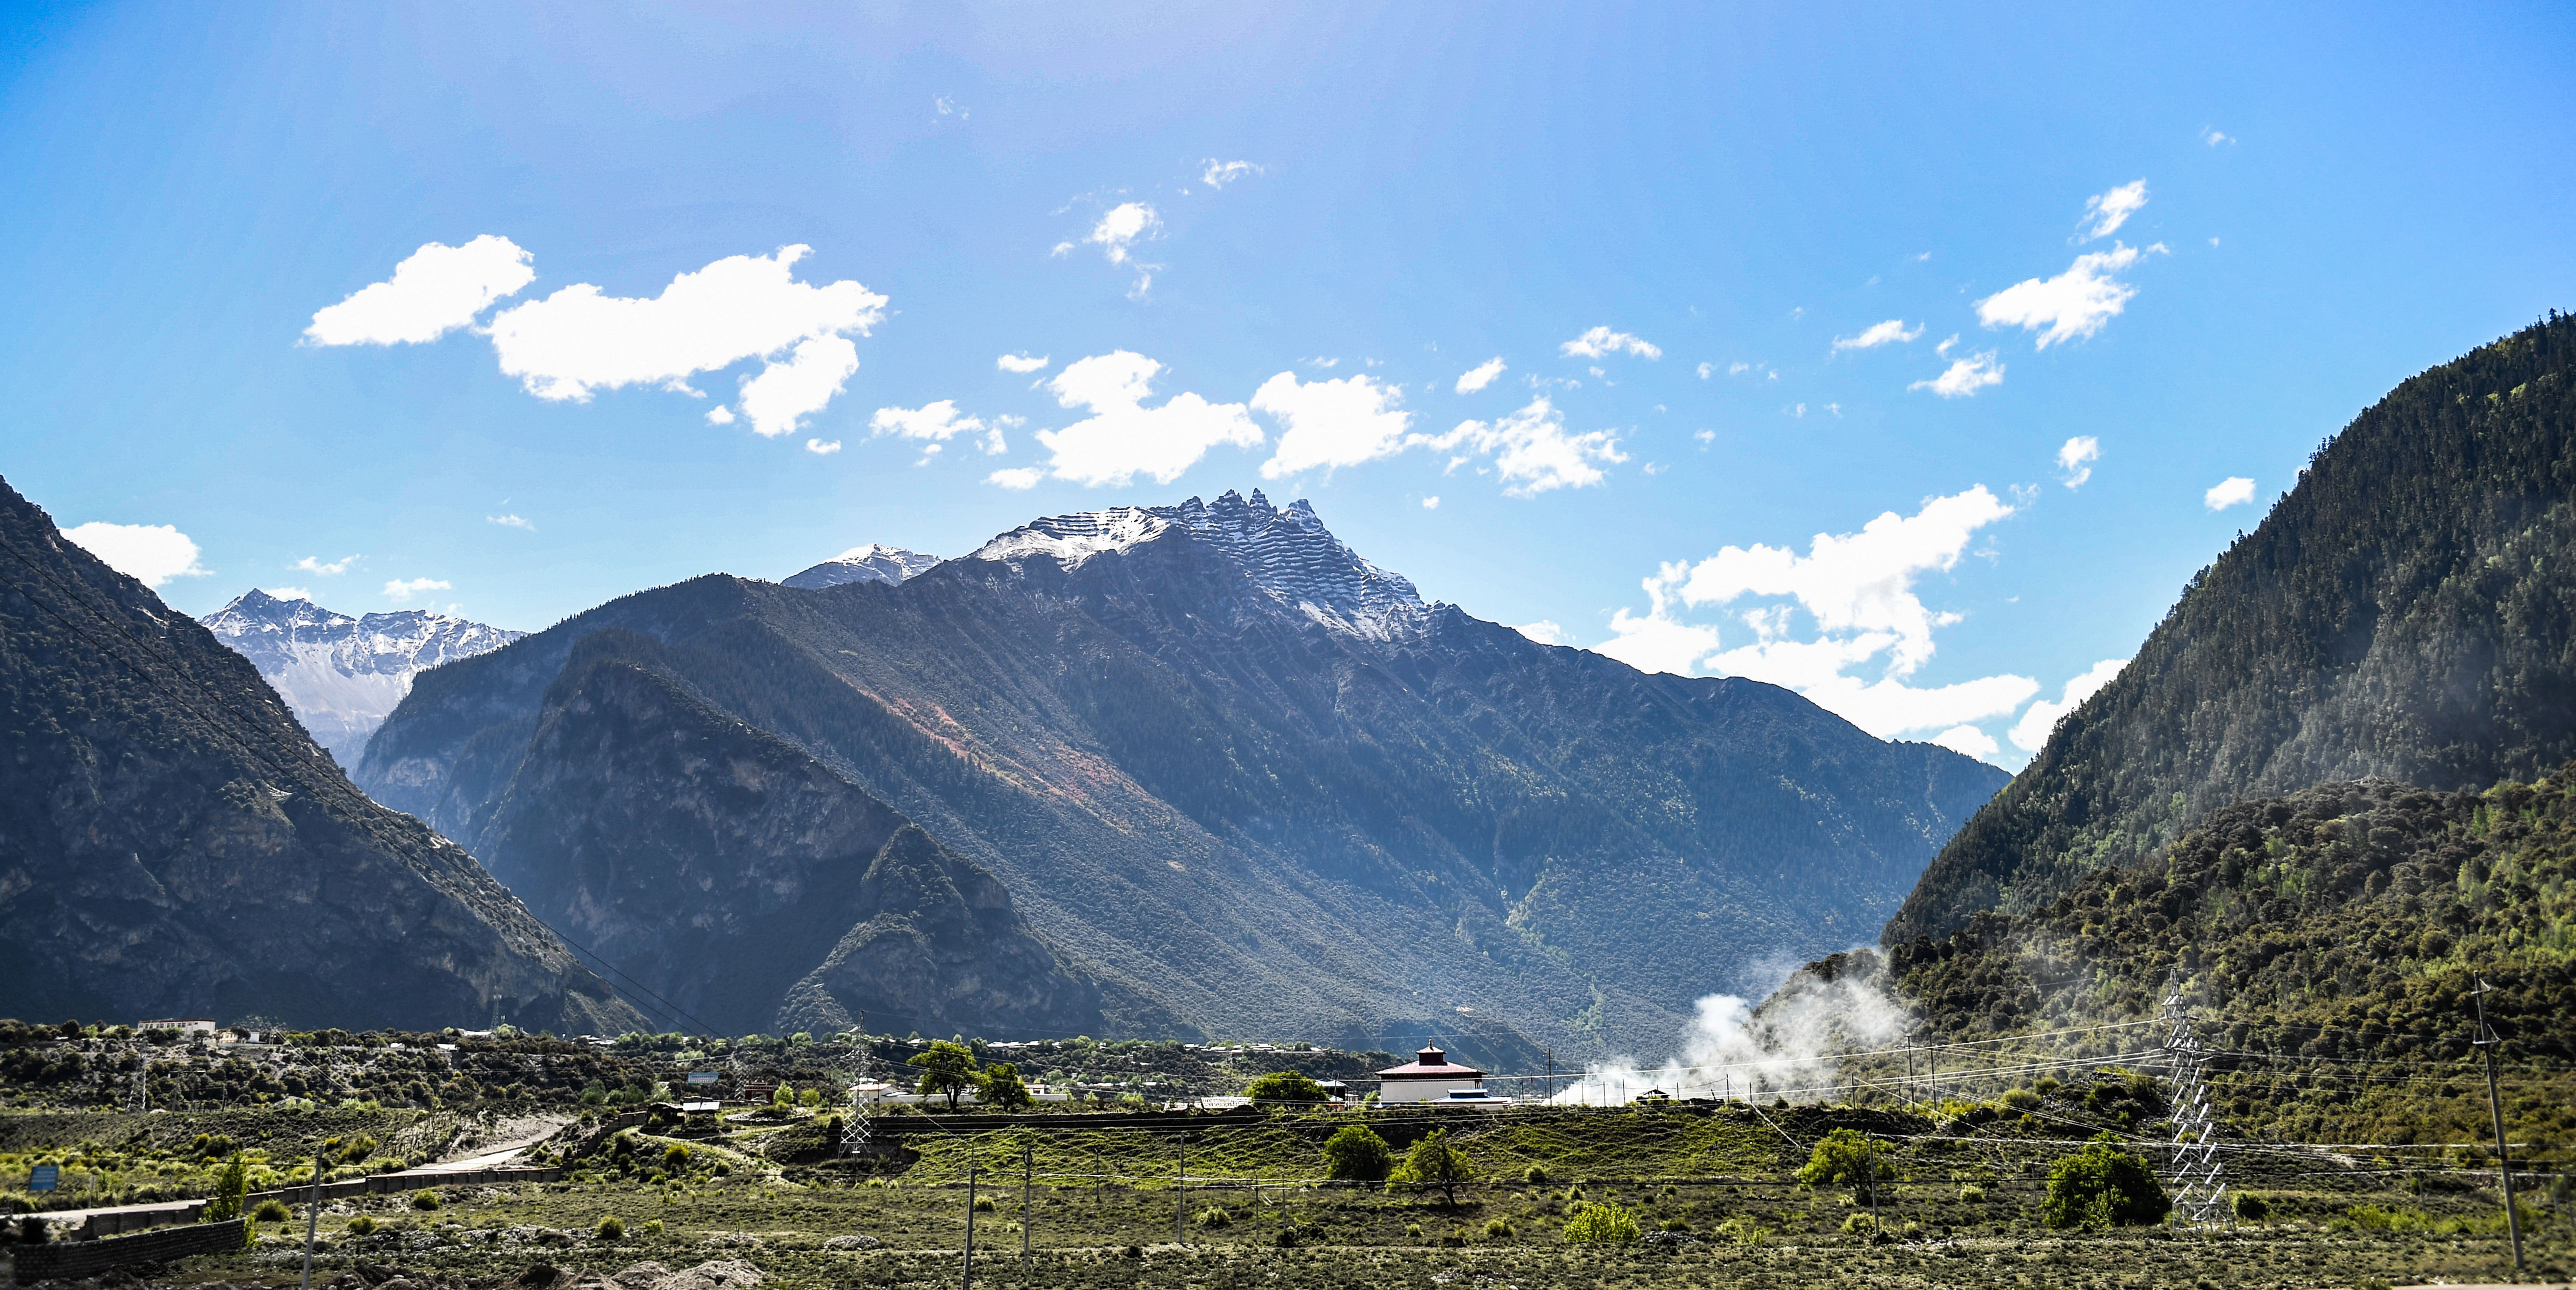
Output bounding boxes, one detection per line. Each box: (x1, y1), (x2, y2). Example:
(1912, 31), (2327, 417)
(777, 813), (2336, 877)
(686, 1072), (720, 1085)
(29, 1163), (58, 1191)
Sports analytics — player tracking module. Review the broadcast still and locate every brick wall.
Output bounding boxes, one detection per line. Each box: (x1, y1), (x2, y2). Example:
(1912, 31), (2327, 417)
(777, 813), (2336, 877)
(9, 1219), (245, 1284)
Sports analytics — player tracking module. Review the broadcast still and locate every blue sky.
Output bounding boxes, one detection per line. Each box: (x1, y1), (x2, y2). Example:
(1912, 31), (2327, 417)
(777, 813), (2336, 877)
(3, 1), (2570, 767)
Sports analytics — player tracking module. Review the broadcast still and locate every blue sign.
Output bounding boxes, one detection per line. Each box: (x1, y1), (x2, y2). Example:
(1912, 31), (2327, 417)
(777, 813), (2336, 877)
(687, 1072), (719, 1085)
(28, 1164), (58, 1191)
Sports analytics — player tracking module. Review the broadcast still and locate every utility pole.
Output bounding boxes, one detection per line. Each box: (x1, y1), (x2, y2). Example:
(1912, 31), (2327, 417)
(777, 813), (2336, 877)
(1544, 1048), (1552, 1103)
(2158, 966), (2230, 1228)
(298, 1150), (322, 1290)
(1175, 1132), (1187, 1247)
(1020, 1141), (1032, 1269)
(963, 1165), (976, 1290)
(2472, 977), (2525, 1277)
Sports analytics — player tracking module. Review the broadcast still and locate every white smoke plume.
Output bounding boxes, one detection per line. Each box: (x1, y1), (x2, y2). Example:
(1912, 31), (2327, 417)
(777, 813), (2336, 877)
(1549, 950), (1912, 1105)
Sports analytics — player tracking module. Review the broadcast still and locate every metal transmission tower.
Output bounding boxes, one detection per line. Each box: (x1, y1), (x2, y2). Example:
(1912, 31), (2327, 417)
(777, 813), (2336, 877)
(842, 1032), (874, 1162)
(2157, 966), (2231, 1228)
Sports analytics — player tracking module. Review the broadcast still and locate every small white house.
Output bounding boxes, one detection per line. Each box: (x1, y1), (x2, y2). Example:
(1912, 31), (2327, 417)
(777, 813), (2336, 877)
(138, 1019), (217, 1036)
(1374, 1045), (1485, 1104)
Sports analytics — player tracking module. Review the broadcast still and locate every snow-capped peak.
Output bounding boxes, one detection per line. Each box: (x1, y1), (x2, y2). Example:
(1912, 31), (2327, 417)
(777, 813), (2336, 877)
(970, 490), (1432, 640)
(202, 591), (525, 766)
(783, 543), (943, 590)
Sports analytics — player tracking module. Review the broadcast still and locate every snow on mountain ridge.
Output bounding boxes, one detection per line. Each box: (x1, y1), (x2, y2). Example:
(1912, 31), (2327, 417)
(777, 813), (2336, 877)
(970, 489), (1432, 640)
(782, 543), (942, 590)
(201, 589), (524, 766)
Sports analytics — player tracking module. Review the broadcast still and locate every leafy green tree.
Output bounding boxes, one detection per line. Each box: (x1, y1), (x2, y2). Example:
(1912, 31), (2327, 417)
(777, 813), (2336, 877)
(1321, 1124), (1393, 1182)
(909, 1040), (979, 1110)
(1392, 1128), (1474, 1206)
(1245, 1070), (1326, 1103)
(205, 1153), (249, 1222)
(2043, 1133), (2171, 1229)
(1795, 1128), (1891, 1203)
(1561, 1202), (1641, 1244)
(979, 1061), (1033, 1111)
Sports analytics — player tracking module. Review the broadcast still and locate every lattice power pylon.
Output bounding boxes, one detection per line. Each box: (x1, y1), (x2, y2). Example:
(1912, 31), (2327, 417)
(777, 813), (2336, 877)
(2158, 966), (2231, 1228)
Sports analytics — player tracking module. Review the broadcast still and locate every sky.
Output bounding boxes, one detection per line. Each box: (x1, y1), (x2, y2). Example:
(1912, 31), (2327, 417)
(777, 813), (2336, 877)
(3, 1), (2571, 769)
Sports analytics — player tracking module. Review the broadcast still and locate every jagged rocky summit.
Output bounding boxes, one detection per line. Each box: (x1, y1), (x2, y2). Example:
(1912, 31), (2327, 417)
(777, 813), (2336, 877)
(783, 543), (941, 590)
(361, 488), (2005, 1058)
(201, 590), (523, 767)
(0, 475), (641, 1032)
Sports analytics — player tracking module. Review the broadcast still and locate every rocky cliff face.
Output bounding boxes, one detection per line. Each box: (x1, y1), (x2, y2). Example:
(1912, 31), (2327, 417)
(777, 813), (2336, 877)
(0, 476), (641, 1033)
(200, 590), (524, 768)
(1888, 315), (2576, 946)
(782, 544), (941, 591)
(471, 630), (1101, 1035)
(363, 489), (2004, 1056)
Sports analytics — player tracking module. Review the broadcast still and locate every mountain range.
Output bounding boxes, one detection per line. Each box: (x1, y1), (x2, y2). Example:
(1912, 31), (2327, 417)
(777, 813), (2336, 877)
(782, 543), (942, 590)
(357, 489), (2005, 1056)
(201, 590), (523, 767)
(0, 475), (640, 1033)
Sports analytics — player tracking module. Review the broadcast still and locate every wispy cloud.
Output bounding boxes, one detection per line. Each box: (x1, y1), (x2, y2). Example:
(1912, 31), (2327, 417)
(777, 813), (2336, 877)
(870, 400), (987, 442)
(486, 514), (534, 530)
(382, 576), (452, 603)
(806, 439), (842, 455)
(2201, 127), (2234, 147)
(1831, 319), (1923, 351)
(1454, 357), (1507, 393)
(293, 553), (360, 574)
(1199, 159), (1260, 188)
(1910, 352), (2004, 398)
(1560, 326), (1662, 360)
(1975, 243), (2162, 349)
(996, 353), (1050, 374)
(987, 466), (1044, 490)
(2081, 180), (2148, 240)
(1409, 397), (1626, 497)
(2056, 436), (2100, 489)
(1075, 203), (1162, 297)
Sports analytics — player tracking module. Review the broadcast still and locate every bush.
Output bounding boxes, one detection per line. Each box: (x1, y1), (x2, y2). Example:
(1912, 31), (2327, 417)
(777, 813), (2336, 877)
(2043, 1134), (2171, 1229)
(2002, 1088), (2042, 1110)
(594, 1215), (624, 1241)
(973, 1196), (996, 1213)
(1193, 1206), (1231, 1228)
(345, 1216), (376, 1236)
(1483, 1218), (1514, 1239)
(1840, 1213), (1879, 1235)
(1321, 1124), (1393, 1182)
(1561, 1202), (1640, 1244)
(2233, 1191), (2271, 1221)
(1658, 1218), (1692, 1233)
(642, 1219), (664, 1237)
(1403, 1222), (1422, 1238)
(1959, 1184), (1986, 1203)
(1522, 1164), (1549, 1186)
(1245, 1071), (1326, 1103)
(252, 1200), (292, 1223)
(18, 1215), (49, 1245)
(1797, 1129), (1890, 1193)
(663, 1144), (691, 1170)
(411, 1189), (441, 1211)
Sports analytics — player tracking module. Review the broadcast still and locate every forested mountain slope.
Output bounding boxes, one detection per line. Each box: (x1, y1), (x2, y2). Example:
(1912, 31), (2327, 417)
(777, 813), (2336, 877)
(1889, 314), (2576, 945)
(360, 490), (2004, 1057)
(1883, 766), (2576, 1150)
(0, 476), (640, 1033)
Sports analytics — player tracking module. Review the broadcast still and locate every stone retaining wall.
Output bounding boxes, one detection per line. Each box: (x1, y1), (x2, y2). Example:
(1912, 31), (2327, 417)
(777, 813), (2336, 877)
(7, 1219), (245, 1284)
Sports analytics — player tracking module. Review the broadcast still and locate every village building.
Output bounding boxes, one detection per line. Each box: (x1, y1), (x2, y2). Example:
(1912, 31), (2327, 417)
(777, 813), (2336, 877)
(1374, 1044), (1485, 1104)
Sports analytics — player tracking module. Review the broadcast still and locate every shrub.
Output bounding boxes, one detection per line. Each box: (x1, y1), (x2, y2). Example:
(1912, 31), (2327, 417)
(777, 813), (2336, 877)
(207, 1154), (249, 1222)
(1959, 1184), (1986, 1203)
(1658, 1217), (1692, 1233)
(411, 1189), (441, 1211)
(252, 1200), (293, 1223)
(1840, 1213), (1879, 1235)
(1715, 1215), (1772, 1246)
(1193, 1206), (1231, 1228)
(1797, 1129), (1890, 1194)
(2034, 1076), (2062, 1095)
(1483, 1218), (1514, 1239)
(345, 1216), (376, 1236)
(1321, 1125), (1393, 1182)
(1245, 1071), (1326, 1103)
(1560, 1202), (1640, 1244)
(663, 1144), (691, 1170)
(973, 1196), (996, 1213)
(2043, 1134), (2171, 1229)
(642, 1219), (663, 1237)
(18, 1215), (49, 1245)
(2233, 1191), (2271, 1221)
(1522, 1164), (1549, 1186)
(594, 1215), (624, 1241)
(2002, 1088), (2042, 1110)
(1403, 1222), (1422, 1238)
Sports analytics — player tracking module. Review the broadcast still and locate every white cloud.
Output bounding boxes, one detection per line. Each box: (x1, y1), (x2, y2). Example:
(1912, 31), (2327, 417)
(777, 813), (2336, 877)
(2201, 127), (2234, 147)
(2057, 436), (2101, 488)
(935, 95), (967, 120)
(987, 466), (1044, 490)
(1696, 362), (1713, 379)
(1082, 203), (1162, 296)
(264, 586), (310, 601)
(2081, 180), (2149, 240)
(305, 235), (536, 347)
(1252, 372), (1413, 479)
(382, 576), (452, 603)
(1421, 496), (1440, 510)
(2205, 476), (2256, 510)
(705, 405), (736, 425)
(293, 553), (358, 575)
(1911, 351), (2004, 397)
(997, 353), (1051, 374)
(1560, 326), (1661, 360)
(1030, 352), (1262, 487)
(1932, 724), (2000, 760)
(1975, 243), (2161, 349)
(481, 245), (885, 434)
(1408, 398), (1626, 497)
(870, 400), (986, 442)
(1597, 487), (2040, 737)
(2008, 658), (2127, 752)
(487, 514), (534, 530)
(806, 439), (842, 455)
(1832, 319), (1924, 351)
(1515, 620), (1569, 646)
(1199, 159), (1260, 188)
(1730, 361), (1752, 374)
(1455, 358), (1507, 393)
(63, 522), (210, 588)
(983, 415), (1020, 455)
